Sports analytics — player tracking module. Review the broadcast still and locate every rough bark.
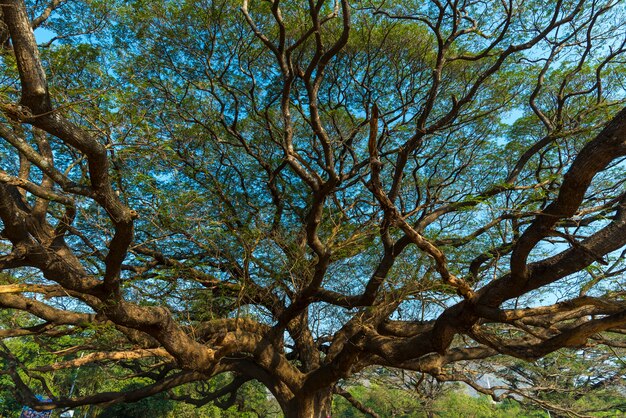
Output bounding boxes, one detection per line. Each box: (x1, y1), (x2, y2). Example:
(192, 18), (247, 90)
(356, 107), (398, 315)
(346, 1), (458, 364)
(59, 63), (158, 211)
(283, 388), (333, 418)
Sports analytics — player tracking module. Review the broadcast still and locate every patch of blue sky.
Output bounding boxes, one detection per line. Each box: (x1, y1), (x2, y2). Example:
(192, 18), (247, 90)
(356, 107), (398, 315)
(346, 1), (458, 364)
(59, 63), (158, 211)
(34, 27), (56, 44)
(500, 107), (525, 126)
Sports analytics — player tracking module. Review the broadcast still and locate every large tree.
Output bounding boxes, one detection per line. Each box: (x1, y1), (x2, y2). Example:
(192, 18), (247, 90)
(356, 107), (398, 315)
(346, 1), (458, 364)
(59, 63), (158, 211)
(1, 0), (626, 416)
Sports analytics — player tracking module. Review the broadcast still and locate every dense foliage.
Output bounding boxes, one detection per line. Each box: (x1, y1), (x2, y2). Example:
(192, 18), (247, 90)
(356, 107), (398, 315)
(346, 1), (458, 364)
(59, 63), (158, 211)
(1, 0), (626, 416)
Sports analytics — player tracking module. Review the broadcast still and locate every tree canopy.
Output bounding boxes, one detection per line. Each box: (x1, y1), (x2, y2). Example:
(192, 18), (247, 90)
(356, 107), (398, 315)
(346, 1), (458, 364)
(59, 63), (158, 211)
(1, 0), (626, 416)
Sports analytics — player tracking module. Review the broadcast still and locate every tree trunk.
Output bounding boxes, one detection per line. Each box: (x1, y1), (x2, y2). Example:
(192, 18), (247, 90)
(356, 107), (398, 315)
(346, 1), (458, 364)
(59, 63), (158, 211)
(283, 388), (333, 418)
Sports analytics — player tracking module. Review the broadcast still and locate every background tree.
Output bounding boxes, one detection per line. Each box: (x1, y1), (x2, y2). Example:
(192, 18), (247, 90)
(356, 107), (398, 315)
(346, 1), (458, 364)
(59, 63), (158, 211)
(1, 0), (626, 416)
